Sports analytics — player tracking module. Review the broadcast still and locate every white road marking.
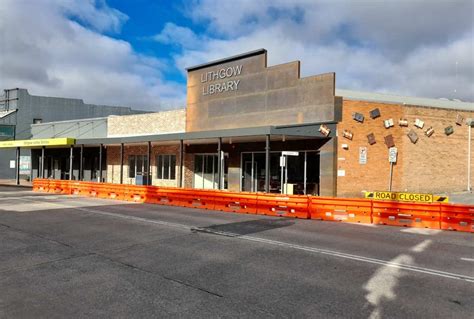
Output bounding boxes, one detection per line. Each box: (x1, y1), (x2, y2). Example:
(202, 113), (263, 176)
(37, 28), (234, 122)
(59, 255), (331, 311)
(9, 196), (474, 283)
(460, 258), (474, 262)
(410, 239), (432, 253)
(401, 228), (442, 235)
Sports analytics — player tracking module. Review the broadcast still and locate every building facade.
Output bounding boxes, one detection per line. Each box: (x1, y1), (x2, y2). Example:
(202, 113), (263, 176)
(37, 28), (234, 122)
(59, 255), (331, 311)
(1, 49), (473, 197)
(0, 88), (147, 179)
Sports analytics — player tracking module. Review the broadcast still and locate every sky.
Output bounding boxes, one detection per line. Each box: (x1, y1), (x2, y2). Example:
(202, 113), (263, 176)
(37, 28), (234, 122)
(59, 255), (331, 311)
(0, 0), (472, 111)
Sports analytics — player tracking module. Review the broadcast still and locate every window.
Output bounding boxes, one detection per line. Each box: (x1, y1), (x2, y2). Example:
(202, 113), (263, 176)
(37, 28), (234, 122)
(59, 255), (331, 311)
(128, 155), (148, 178)
(157, 154), (176, 180)
(33, 118), (42, 124)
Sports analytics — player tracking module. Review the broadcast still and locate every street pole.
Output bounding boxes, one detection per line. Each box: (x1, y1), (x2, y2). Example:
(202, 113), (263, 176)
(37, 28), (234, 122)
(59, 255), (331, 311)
(389, 162), (393, 192)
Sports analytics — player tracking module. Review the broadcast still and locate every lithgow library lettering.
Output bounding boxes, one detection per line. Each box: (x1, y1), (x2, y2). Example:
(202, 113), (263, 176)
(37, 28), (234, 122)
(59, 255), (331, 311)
(201, 65), (242, 96)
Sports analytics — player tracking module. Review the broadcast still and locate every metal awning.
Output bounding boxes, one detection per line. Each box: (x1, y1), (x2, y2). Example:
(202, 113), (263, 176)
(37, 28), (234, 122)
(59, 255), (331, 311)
(76, 122), (336, 146)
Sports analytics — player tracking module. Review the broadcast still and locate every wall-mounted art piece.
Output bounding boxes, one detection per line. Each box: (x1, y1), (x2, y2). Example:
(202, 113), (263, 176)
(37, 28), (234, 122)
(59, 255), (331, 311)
(399, 119), (408, 127)
(456, 114), (464, 126)
(367, 133), (376, 145)
(407, 130), (418, 144)
(319, 124), (331, 137)
(384, 134), (395, 148)
(342, 130), (353, 140)
(414, 118), (424, 129)
(425, 127), (434, 137)
(352, 112), (364, 123)
(445, 126), (454, 136)
(384, 118), (394, 128)
(370, 108), (381, 119)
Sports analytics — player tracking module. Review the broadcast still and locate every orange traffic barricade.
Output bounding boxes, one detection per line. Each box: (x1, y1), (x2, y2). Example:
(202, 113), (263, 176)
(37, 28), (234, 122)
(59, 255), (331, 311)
(148, 187), (215, 210)
(256, 193), (309, 219)
(122, 184), (150, 203)
(440, 203), (474, 233)
(372, 200), (440, 229)
(212, 191), (258, 214)
(33, 178), (49, 192)
(309, 197), (372, 223)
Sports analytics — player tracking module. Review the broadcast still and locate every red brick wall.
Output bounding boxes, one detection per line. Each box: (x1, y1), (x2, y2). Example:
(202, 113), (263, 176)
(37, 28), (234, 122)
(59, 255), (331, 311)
(337, 99), (474, 197)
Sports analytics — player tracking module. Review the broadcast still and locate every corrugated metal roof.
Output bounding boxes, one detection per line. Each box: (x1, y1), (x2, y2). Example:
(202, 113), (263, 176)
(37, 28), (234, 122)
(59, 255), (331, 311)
(336, 89), (474, 111)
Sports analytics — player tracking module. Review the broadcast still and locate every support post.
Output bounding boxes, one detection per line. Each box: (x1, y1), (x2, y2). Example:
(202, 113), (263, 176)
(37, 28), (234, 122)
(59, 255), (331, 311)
(120, 143), (124, 184)
(217, 137), (222, 190)
(69, 146), (73, 180)
(468, 124), (472, 192)
(79, 144), (84, 181)
(41, 146), (45, 179)
(265, 134), (270, 193)
(147, 141), (151, 185)
(389, 162), (393, 192)
(15, 147), (20, 185)
(179, 140), (184, 188)
(99, 144), (103, 182)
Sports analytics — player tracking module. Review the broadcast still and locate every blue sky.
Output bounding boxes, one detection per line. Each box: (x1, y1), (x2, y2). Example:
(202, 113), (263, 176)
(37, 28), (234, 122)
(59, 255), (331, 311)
(0, 0), (472, 110)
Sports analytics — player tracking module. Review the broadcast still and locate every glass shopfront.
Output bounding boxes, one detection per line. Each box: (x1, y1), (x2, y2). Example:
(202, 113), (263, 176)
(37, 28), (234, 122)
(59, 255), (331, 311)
(241, 151), (320, 195)
(193, 154), (228, 189)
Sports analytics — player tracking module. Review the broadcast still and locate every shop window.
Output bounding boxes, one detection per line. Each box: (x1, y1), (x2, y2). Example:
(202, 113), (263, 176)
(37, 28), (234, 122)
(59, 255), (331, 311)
(128, 155), (148, 178)
(157, 154), (176, 180)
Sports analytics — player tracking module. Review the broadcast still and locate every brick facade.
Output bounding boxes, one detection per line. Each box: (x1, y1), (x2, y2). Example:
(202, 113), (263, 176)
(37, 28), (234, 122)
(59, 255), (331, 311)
(337, 99), (474, 197)
(107, 109), (185, 137)
(106, 144), (182, 187)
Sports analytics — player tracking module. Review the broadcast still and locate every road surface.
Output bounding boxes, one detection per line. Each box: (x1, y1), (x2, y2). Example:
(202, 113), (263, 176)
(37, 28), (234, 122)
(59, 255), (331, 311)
(0, 186), (472, 318)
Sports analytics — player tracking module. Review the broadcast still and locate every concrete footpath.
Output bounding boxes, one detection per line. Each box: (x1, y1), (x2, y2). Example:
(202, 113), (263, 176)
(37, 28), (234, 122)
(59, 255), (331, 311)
(0, 186), (472, 318)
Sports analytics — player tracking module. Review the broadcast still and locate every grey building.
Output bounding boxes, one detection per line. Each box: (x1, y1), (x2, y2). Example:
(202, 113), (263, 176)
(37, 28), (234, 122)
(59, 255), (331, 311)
(0, 88), (147, 180)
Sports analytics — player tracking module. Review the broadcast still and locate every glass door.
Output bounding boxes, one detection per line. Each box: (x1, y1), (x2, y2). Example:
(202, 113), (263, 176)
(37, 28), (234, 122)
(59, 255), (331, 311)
(194, 154), (218, 189)
(241, 151), (320, 195)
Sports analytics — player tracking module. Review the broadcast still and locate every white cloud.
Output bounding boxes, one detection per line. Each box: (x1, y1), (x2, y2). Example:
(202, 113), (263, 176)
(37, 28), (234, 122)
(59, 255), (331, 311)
(0, 0), (185, 110)
(164, 0), (474, 101)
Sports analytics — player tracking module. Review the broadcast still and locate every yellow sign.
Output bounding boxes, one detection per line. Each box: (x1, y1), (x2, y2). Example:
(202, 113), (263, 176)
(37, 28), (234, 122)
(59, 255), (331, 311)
(0, 138), (75, 148)
(365, 191), (448, 203)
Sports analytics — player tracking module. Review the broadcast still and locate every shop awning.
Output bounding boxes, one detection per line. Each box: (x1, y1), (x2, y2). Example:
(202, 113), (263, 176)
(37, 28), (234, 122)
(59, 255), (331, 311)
(0, 137), (75, 148)
(76, 122), (337, 146)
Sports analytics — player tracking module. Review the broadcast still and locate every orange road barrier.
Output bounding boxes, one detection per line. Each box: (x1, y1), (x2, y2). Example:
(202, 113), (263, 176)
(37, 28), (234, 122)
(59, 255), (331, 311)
(256, 193), (309, 219)
(440, 204), (474, 233)
(372, 201), (441, 229)
(123, 185), (149, 203)
(212, 191), (258, 214)
(144, 187), (216, 210)
(33, 179), (50, 192)
(47, 180), (71, 194)
(145, 187), (189, 207)
(32, 179), (474, 233)
(309, 197), (372, 223)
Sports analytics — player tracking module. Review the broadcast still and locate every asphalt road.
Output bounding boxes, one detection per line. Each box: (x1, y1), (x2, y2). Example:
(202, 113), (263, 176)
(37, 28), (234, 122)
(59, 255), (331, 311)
(0, 186), (472, 318)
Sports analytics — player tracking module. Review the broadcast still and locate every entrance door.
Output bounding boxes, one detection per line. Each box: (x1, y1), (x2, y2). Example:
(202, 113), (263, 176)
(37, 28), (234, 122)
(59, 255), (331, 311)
(243, 160), (258, 192)
(241, 151), (320, 195)
(194, 154), (218, 189)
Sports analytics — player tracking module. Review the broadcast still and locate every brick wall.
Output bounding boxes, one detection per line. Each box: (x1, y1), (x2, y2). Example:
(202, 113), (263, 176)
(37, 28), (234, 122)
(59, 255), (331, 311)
(337, 99), (474, 197)
(107, 109), (185, 136)
(106, 144), (182, 187)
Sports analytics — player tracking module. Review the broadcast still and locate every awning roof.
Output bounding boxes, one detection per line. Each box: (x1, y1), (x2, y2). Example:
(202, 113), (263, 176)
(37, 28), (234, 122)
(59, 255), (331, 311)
(76, 122), (337, 145)
(0, 123), (336, 148)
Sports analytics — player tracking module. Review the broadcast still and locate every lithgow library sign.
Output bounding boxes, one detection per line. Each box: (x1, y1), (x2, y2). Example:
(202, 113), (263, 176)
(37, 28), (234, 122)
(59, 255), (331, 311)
(200, 65), (242, 96)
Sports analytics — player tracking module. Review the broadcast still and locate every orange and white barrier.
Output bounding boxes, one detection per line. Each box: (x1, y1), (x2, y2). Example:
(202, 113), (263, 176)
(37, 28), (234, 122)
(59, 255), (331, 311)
(31, 179), (474, 233)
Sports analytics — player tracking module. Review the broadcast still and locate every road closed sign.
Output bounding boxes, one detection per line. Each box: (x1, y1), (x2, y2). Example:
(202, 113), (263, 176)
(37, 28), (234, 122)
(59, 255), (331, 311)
(365, 191), (449, 203)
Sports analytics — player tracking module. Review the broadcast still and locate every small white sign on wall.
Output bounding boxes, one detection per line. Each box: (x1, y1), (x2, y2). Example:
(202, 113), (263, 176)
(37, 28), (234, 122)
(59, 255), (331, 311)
(359, 147), (367, 164)
(9, 160), (15, 168)
(337, 169), (346, 177)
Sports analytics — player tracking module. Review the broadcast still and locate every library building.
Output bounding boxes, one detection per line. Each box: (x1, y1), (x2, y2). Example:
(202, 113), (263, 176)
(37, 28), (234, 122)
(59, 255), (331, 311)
(1, 49), (473, 198)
